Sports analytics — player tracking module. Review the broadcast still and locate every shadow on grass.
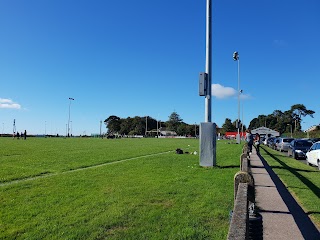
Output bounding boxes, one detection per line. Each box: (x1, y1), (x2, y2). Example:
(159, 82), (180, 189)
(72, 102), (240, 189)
(259, 148), (320, 239)
(216, 165), (240, 169)
(262, 148), (320, 199)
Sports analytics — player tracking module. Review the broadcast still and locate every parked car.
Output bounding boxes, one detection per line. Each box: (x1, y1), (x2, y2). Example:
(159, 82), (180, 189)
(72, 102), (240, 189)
(276, 137), (294, 152)
(310, 138), (320, 143)
(267, 137), (275, 148)
(306, 141), (320, 170)
(270, 137), (280, 150)
(287, 139), (313, 159)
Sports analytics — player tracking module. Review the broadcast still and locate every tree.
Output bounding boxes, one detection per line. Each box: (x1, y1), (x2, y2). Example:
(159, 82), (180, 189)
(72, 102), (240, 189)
(167, 111), (183, 132)
(119, 117), (133, 135)
(247, 104), (316, 135)
(104, 115), (121, 135)
(222, 118), (236, 132)
(290, 104), (315, 131)
(176, 123), (187, 136)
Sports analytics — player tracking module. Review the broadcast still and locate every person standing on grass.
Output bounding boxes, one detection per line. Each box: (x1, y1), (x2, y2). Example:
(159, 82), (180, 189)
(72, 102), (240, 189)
(255, 133), (261, 153)
(245, 129), (254, 154)
(24, 130), (27, 140)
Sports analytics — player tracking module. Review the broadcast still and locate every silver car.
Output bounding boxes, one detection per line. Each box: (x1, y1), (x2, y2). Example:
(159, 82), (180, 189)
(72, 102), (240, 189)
(306, 141), (320, 170)
(276, 137), (294, 152)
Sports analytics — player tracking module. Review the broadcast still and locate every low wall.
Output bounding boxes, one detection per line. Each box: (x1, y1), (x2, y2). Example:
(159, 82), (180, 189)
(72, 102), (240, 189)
(227, 144), (256, 240)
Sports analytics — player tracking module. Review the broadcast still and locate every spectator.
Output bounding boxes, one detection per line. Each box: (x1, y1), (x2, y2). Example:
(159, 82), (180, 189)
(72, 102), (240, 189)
(255, 133), (261, 153)
(245, 129), (254, 155)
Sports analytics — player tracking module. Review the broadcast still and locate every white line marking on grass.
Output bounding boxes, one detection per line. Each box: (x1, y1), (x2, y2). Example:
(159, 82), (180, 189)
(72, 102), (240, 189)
(0, 151), (173, 187)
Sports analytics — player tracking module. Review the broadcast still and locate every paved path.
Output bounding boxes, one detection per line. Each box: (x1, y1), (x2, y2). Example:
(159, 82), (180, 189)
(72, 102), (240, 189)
(249, 148), (320, 240)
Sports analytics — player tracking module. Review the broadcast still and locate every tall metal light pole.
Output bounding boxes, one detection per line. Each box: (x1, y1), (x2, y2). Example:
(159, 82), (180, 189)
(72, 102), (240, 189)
(67, 97), (74, 137)
(233, 51), (240, 144)
(287, 124), (293, 138)
(240, 90), (244, 138)
(145, 116), (148, 137)
(199, 0), (216, 167)
(100, 120), (102, 138)
(205, 0), (212, 122)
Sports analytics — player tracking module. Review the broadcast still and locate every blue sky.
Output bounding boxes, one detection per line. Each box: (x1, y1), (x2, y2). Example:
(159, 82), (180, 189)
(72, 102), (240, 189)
(1, 0), (319, 136)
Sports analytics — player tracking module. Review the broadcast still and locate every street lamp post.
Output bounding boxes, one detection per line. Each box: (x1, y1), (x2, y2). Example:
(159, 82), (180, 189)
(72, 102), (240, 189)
(241, 90), (244, 138)
(199, 0), (216, 167)
(145, 116), (147, 137)
(67, 97), (74, 137)
(233, 51), (240, 144)
(287, 124), (293, 138)
(100, 120), (102, 138)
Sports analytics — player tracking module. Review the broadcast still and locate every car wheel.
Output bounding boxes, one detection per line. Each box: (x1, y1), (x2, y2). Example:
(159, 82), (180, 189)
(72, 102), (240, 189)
(306, 158), (311, 166)
(294, 153), (297, 159)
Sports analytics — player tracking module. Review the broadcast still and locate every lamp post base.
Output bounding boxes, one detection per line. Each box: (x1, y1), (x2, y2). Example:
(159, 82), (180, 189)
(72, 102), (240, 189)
(236, 133), (241, 144)
(199, 122), (216, 167)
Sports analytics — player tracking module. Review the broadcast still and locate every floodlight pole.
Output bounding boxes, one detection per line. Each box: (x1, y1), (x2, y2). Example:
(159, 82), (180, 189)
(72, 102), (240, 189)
(233, 51), (240, 144)
(237, 58), (240, 143)
(287, 124), (293, 138)
(67, 97), (74, 137)
(205, 0), (212, 122)
(100, 120), (102, 138)
(199, 0), (216, 167)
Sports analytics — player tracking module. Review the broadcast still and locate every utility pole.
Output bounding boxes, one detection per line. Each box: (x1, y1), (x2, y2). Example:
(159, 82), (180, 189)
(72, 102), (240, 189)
(199, 0), (216, 167)
(145, 116), (148, 137)
(233, 51), (240, 144)
(13, 119), (16, 138)
(100, 120), (102, 138)
(67, 97), (74, 137)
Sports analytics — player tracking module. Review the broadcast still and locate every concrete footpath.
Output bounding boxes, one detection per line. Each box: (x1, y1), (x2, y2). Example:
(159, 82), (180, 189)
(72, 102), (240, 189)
(249, 148), (320, 240)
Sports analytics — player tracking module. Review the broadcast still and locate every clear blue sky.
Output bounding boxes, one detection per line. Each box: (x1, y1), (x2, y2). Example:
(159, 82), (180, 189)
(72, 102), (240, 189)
(1, 0), (319, 136)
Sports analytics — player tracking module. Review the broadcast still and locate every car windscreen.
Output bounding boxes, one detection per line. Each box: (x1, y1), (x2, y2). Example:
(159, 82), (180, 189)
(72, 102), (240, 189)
(283, 138), (294, 143)
(296, 141), (313, 147)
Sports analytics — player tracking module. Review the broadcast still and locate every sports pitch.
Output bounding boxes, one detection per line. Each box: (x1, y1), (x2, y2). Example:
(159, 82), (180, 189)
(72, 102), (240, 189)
(0, 137), (241, 239)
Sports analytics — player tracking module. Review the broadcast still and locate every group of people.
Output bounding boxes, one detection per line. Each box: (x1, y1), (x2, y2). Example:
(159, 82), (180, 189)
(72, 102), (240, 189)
(245, 129), (260, 154)
(13, 130), (27, 140)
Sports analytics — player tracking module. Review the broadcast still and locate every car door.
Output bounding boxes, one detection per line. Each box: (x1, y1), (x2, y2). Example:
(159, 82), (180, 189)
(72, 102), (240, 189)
(314, 143), (320, 165)
(308, 143), (319, 165)
(288, 141), (294, 156)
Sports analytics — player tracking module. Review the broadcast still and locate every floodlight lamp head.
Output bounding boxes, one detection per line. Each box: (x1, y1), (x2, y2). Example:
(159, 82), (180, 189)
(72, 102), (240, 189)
(233, 51), (239, 61)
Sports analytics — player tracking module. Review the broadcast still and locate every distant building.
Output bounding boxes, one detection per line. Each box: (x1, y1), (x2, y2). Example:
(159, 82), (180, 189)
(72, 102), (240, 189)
(251, 127), (280, 138)
(225, 132), (246, 139)
(159, 128), (177, 136)
(304, 125), (319, 133)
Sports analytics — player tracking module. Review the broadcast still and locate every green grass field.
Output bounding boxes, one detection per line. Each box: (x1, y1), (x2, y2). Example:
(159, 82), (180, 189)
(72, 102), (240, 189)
(0, 138), (242, 239)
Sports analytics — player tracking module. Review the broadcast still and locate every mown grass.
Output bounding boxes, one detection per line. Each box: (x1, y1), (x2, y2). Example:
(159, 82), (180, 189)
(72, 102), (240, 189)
(260, 145), (320, 228)
(0, 138), (242, 239)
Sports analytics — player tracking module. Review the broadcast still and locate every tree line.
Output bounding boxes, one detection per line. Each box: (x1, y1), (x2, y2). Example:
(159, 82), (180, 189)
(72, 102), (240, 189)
(104, 112), (198, 137)
(221, 104), (316, 135)
(104, 104), (316, 137)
